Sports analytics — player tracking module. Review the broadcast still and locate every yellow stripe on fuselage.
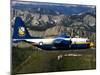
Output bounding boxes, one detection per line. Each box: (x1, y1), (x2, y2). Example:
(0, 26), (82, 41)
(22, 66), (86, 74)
(72, 42), (90, 44)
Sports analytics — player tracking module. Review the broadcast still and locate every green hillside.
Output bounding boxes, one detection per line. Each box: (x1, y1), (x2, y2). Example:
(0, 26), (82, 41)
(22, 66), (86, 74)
(12, 46), (96, 75)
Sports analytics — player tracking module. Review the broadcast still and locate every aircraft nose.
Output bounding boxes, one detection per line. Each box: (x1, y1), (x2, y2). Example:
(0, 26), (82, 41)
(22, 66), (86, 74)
(86, 39), (95, 48)
(90, 42), (95, 48)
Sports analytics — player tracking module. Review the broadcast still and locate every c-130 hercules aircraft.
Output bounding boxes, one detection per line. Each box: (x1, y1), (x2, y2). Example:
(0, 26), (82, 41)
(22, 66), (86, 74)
(12, 17), (94, 50)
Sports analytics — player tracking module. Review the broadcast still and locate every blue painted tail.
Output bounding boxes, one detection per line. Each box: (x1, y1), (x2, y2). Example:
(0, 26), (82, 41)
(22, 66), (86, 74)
(13, 17), (32, 39)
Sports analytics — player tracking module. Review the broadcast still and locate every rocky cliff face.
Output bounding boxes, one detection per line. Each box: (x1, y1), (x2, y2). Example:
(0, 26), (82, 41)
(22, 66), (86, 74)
(11, 8), (96, 43)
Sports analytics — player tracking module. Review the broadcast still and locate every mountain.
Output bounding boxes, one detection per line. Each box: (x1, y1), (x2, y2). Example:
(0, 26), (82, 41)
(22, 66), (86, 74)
(12, 9), (96, 31)
(11, 1), (96, 45)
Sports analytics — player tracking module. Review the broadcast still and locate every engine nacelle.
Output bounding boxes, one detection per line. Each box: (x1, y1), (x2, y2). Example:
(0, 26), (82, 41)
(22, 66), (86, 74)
(53, 39), (72, 49)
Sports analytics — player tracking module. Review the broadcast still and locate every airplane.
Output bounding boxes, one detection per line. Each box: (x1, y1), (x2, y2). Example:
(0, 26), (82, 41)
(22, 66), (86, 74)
(12, 17), (94, 50)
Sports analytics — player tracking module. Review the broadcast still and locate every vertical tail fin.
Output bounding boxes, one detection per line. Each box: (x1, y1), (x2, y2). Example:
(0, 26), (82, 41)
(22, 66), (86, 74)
(13, 17), (32, 39)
